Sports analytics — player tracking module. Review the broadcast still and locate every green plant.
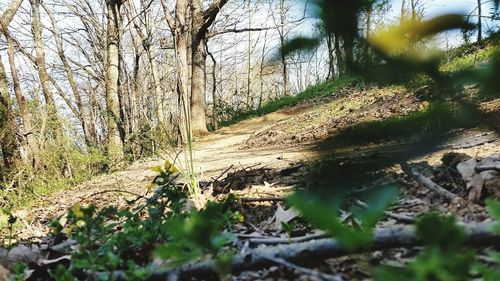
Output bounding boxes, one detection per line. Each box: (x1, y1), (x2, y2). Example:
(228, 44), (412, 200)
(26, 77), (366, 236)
(375, 214), (475, 281)
(288, 184), (398, 250)
(40, 165), (237, 280)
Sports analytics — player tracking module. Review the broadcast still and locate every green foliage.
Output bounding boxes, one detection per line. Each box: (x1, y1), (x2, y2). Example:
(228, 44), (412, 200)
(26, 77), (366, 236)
(486, 199), (500, 234)
(155, 200), (236, 267)
(375, 214), (475, 281)
(288, 185), (398, 250)
(39, 167), (237, 280)
(7, 263), (28, 281)
(219, 76), (357, 128)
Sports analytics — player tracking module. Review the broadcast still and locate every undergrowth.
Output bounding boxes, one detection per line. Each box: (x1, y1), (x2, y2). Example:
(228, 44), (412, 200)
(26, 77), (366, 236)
(0, 144), (107, 215)
(3, 164), (499, 280)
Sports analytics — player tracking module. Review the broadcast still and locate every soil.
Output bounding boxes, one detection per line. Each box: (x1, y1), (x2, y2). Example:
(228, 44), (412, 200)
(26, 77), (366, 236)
(6, 85), (500, 280)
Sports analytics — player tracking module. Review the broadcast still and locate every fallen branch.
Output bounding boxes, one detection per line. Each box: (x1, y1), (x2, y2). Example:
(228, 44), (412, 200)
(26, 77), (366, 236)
(401, 163), (459, 201)
(475, 163), (500, 172)
(106, 222), (499, 280)
(259, 254), (345, 281)
(50, 239), (77, 252)
(240, 197), (284, 203)
(247, 232), (328, 245)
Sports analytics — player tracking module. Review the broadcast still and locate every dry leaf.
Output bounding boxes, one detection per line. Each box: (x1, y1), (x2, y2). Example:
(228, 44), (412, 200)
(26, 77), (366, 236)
(271, 204), (300, 231)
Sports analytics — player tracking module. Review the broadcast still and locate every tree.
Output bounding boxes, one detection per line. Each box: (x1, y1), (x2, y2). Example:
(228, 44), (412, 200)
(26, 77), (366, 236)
(42, 2), (97, 147)
(1, 19), (38, 163)
(477, 0), (482, 43)
(0, 0), (24, 176)
(30, 0), (63, 140)
(105, 0), (126, 165)
(161, 0), (229, 140)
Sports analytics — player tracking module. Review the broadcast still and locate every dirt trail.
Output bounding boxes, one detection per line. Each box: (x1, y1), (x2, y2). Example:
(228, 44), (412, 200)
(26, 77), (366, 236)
(189, 108), (321, 178)
(18, 106), (320, 239)
(17, 92), (500, 240)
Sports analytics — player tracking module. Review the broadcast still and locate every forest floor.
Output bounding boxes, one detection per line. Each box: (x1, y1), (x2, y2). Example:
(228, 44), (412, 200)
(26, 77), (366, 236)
(7, 84), (500, 280)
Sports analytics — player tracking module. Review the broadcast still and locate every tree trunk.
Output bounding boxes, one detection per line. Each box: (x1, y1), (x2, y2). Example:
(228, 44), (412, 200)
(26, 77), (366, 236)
(279, 0), (289, 96)
(334, 33), (345, 75)
(190, 0), (209, 136)
(42, 3), (96, 147)
(105, 0), (125, 166)
(362, 7), (372, 68)
(477, 0), (482, 43)
(206, 44), (218, 131)
(30, 0), (62, 140)
(246, 0), (252, 108)
(126, 1), (165, 127)
(0, 55), (20, 171)
(400, 0), (406, 22)
(326, 32), (335, 79)
(2, 25), (38, 162)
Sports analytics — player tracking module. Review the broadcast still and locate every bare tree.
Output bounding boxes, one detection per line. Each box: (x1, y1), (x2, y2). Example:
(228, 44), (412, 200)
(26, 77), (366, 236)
(477, 0), (482, 43)
(105, 0), (126, 165)
(161, 0), (229, 139)
(0, 0), (24, 174)
(30, 0), (63, 139)
(42, 2), (97, 147)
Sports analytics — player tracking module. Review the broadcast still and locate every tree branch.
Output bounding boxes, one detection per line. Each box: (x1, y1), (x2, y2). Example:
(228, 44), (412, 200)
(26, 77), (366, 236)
(207, 26), (277, 39)
(103, 222), (499, 280)
(160, 0), (175, 30)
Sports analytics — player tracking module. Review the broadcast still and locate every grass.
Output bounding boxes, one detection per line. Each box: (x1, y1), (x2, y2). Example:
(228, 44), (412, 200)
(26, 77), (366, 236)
(218, 75), (359, 128)
(0, 147), (107, 211)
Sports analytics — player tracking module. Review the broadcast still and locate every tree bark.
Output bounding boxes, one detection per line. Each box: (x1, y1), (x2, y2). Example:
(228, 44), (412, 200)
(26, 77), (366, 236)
(190, 15), (209, 135)
(103, 222), (500, 281)
(334, 33), (345, 75)
(105, 0), (125, 166)
(477, 0), (482, 43)
(279, 0), (289, 96)
(0, 55), (20, 172)
(0, 0), (26, 172)
(30, 0), (62, 140)
(126, 1), (166, 127)
(162, 0), (228, 140)
(1, 24), (38, 162)
(206, 44), (218, 130)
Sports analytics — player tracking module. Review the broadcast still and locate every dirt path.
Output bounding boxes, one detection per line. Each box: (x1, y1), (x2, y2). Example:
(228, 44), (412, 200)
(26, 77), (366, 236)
(16, 91), (500, 241)
(17, 107), (321, 240)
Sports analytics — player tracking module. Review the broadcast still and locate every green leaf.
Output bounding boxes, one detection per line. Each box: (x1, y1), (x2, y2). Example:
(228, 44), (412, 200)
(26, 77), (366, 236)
(416, 214), (465, 251)
(288, 192), (369, 250)
(486, 200), (500, 234)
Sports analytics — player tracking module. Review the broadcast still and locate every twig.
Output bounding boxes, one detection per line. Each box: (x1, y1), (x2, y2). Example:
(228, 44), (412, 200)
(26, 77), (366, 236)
(354, 200), (415, 223)
(259, 254), (345, 281)
(401, 163), (459, 201)
(240, 197), (284, 203)
(210, 164), (234, 184)
(50, 239), (77, 252)
(248, 232), (328, 245)
(104, 222), (500, 280)
(88, 189), (146, 200)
